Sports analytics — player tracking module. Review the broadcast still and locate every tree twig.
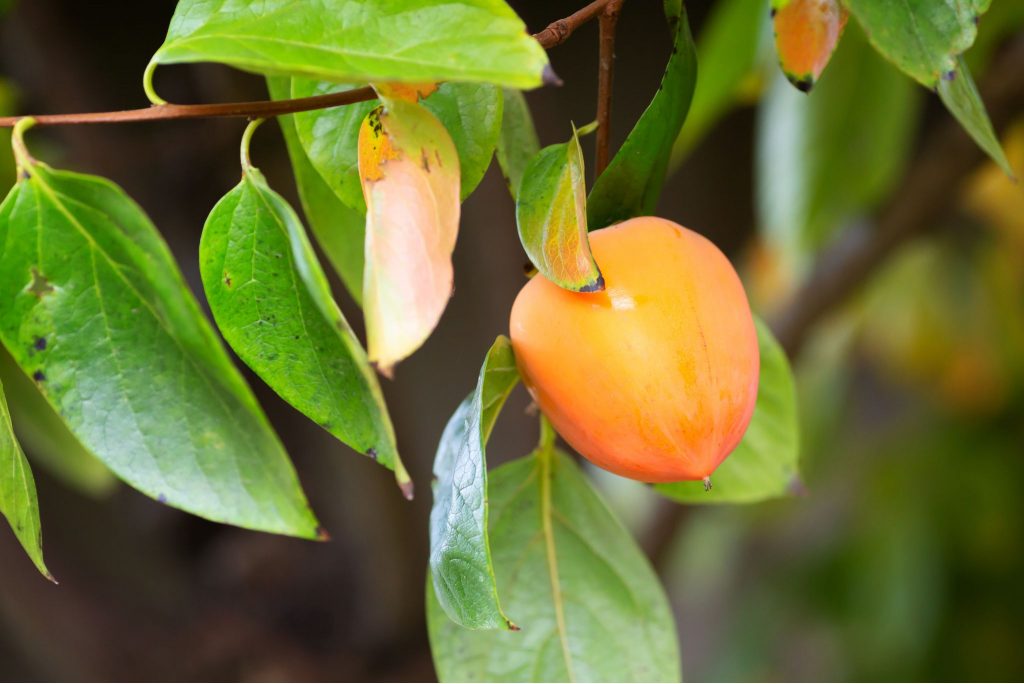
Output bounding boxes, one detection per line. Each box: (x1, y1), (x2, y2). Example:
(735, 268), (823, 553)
(595, 0), (624, 175)
(0, 0), (613, 129)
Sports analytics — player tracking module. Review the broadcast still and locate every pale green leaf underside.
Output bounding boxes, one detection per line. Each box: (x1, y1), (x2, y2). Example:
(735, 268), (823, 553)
(200, 168), (406, 486)
(0, 376), (50, 579)
(267, 76), (366, 305)
(588, 4), (697, 230)
(657, 317), (799, 503)
(429, 336), (520, 630)
(0, 165), (318, 538)
(516, 130), (602, 293)
(428, 450), (680, 682)
(0, 346), (115, 497)
(937, 56), (1014, 178)
(153, 0), (549, 88)
(496, 88), (540, 197)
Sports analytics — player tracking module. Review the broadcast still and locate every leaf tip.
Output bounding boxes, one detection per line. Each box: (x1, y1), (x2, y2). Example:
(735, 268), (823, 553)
(316, 526), (332, 542)
(788, 74), (815, 93)
(506, 618), (521, 632)
(577, 273), (606, 293)
(788, 475), (809, 496)
(399, 479), (415, 501)
(542, 64), (564, 88)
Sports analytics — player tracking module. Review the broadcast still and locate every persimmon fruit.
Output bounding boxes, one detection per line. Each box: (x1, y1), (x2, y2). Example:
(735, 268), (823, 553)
(509, 216), (759, 484)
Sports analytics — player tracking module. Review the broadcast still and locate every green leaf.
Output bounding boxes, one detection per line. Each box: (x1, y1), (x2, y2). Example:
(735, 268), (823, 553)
(151, 0), (549, 89)
(496, 89), (540, 197)
(516, 125), (603, 292)
(0, 80), (15, 194)
(670, 0), (768, 167)
(0, 161), (319, 538)
(429, 336), (520, 630)
(0, 374), (51, 579)
(756, 22), (920, 267)
(428, 448), (680, 682)
(587, 4), (697, 230)
(291, 79), (502, 210)
(200, 164), (410, 493)
(0, 346), (115, 498)
(842, 0), (988, 87)
(937, 56), (1014, 178)
(656, 317), (799, 504)
(267, 76), (365, 305)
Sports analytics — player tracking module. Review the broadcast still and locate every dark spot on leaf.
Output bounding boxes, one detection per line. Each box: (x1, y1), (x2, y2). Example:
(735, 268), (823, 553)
(791, 76), (814, 93)
(33, 337), (47, 351)
(367, 447), (378, 461)
(942, 69), (957, 82)
(32, 370), (46, 383)
(28, 267), (54, 298)
(541, 64), (563, 87)
(421, 149), (431, 172)
(157, 493), (167, 504)
(702, 476), (713, 492)
(18, 169), (30, 181)
(224, 273), (233, 287)
(435, 149), (443, 168)
(578, 273), (606, 293)
(770, 7), (776, 17)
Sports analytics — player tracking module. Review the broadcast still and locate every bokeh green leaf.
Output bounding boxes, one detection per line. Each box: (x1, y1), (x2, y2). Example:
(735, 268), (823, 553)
(200, 164), (409, 493)
(937, 57), (1014, 178)
(429, 336), (520, 630)
(516, 125), (603, 292)
(657, 317), (799, 503)
(429, 447), (680, 682)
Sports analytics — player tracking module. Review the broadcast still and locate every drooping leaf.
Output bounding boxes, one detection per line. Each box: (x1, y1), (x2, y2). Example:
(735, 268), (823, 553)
(587, 3), (697, 230)
(516, 125), (603, 292)
(0, 346), (115, 498)
(842, 0), (988, 87)
(937, 56), (1015, 178)
(267, 76), (365, 305)
(496, 89), (540, 197)
(656, 317), (799, 503)
(756, 22), (920, 269)
(200, 165), (410, 494)
(669, 0), (769, 167)
(428, 448), (680, 682)
(358, 99), (461, 375)
(292, 79), (501, 210)
(429, 336), (520, 630)
(771, 0), (848, 91)
(150, 0), (549, 89)
(0, 375), (50, 579)
(0, 162), (319, 538)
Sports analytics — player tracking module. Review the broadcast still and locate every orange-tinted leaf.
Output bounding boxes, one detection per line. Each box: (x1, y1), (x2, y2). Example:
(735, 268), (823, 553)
(373, 82), (439, 103)
(772, 0), (848, 91)
(358, 100), (461, 376)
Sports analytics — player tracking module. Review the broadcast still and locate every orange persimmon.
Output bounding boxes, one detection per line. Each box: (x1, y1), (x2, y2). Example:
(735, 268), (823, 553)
(509, 216), (759, 483)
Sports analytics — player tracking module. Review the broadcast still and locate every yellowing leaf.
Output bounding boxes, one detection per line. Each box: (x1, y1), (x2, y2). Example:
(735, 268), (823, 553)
(358, 100), (461, 376)
(772, 0), (848, 91)
(374, 82), (439, 103)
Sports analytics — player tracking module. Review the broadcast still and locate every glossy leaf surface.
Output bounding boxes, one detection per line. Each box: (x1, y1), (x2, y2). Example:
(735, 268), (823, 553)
(152, 0), (549, 88)
(429, 336), (520, 630)
(657, 317), (800, 503)
(428, 448), (680, 682)
(200, 166), (409, 492)
(0, 163), (318, 537)
(516, 126), (603, 292)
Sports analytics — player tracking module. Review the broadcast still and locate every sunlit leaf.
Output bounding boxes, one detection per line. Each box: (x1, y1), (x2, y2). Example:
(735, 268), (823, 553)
(516, 125), (603, 292)
(588, 3), (697, 229)
(429, 336), (520, 630)
(200, 164), (410, 494)
(0, 375), (50, 580)
(268, 76), (365, 305)
(937, 57), (1014, 178)
(428, 448), (680, 682)
(496, 89), (540, 197)
(656, 317), (799, 503)
(0, 161), (319, 537)
(0, 346), (115, 498)
(359, 99), (461, 375)
(771, 0), (848, 91)
(151, 0), (549, 89)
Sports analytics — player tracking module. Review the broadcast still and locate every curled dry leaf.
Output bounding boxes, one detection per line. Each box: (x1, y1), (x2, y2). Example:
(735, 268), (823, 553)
(358, 99), (461, 376)
(772, 0), (848, 92)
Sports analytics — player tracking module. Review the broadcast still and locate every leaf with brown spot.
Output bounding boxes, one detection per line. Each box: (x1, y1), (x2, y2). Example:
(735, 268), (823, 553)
(772, 0), (848, 92)
(374, 82), (438, 103)
(358, 98), (461, 375)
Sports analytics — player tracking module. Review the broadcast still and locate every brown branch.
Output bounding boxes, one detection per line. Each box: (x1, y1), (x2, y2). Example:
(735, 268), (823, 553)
(595, 0), (624, 175)
(772, 36), (1024, 358)
(0, 0), (613, 129)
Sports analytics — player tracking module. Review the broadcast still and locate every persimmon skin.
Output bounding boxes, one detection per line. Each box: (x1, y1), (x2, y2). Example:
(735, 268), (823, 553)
(509, 217), (759, 483)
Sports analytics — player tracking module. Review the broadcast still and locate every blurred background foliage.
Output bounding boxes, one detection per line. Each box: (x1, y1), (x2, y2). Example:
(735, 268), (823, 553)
(1, 0), (1022, 680)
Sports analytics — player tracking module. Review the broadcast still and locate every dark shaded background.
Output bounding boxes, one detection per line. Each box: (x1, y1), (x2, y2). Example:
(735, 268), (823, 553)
(1, 1), (1023, 681)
